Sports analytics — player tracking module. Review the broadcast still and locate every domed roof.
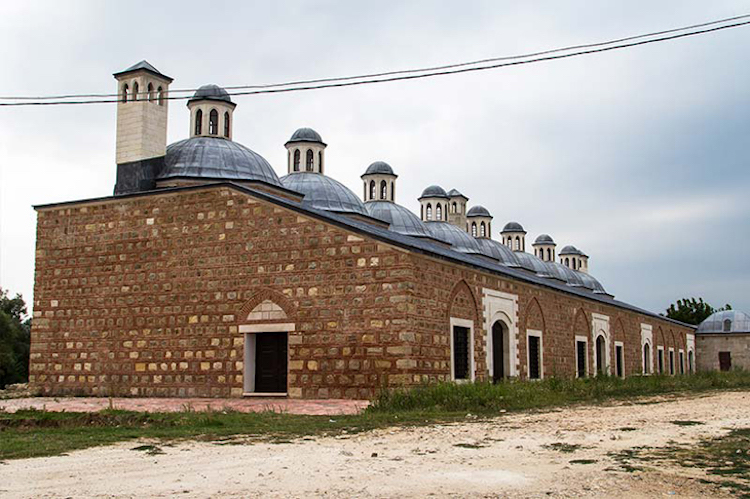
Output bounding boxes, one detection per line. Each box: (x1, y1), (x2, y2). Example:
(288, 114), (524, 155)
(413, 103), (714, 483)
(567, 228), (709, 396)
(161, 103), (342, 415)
(502, 221), (526, 233)
(534, 234), (555, 245)
(514, 251), (549, 275)
(467, 205), (492, 218)
(161, 137), (281, 185)
(365, 201), (430, 238)
(575, 271), (608, 294)
(426, 222), (483, 255)
(280, 172), (367, 216)
(362, 161), (397, 177)
(189, 84), (232, 104)
(447, 188), (467, 199)
(475, 238), (521, 267)
(559, 245), (582, 256)
(419, 185), (449, 199)
(286, 127), (324, 145)
(697, 310), (750, 334)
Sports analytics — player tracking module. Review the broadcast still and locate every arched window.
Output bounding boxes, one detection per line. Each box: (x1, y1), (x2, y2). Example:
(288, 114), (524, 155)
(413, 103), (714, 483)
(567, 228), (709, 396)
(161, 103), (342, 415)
(318, 151), (323, 172)
(452, 202), (457, 213)
(369, 180), (375, 200)
(565, 258), (570, 267)
(391, 182), (394, 201)
(547, 248), (552, 261)
(223, 112), (230, 137)
(723, 319), (732, 332)
(426, 204), (432, 221)
(595, 335), (606, 375)
(436, 204), (442, 221)
(306, 149), (314, 171)
(195, 109), (203, 135)
(147, 83), (154, 102)
(293, 149), (301, 171)
(157, 86), (164, 106)
(572, 259), (577, 270)
(133, 81), (139, 101)
(514, 236), (520, 251)
(121, 84), (129, 102)
(380, 180), (387, 200)
(209, 109), (218, 135)
(688, 350), (694, 373)
(471, 222), (477, 237)
(643, 343), (651, 374)
(480, 222), (486, 237)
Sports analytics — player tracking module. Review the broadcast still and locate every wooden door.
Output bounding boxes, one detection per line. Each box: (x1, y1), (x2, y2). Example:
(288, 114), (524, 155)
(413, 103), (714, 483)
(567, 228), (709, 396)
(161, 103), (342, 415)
(719, 352), (732, 372)
(255, 332), (288, 393)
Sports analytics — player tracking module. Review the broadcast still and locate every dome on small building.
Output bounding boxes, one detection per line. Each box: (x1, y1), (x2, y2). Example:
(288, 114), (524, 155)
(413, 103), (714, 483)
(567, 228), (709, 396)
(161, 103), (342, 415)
(426, 221), (483, 255)
(502, 221), (526, 233)
(419, 185), (449, 199)
(363, 161), (396, 177)
(559, 245), (582, 256)
(534, 234), (555, 245)
(475, 238), (521, 267)
(467, 205), (492, 218)
(281, 172), (367, 216)
(365, 201), (430, 238)
(696, 310), (750, 334)
(286, 127), (325, 145)
(161, 137), (281, 186)
(189, 84), (233, 104)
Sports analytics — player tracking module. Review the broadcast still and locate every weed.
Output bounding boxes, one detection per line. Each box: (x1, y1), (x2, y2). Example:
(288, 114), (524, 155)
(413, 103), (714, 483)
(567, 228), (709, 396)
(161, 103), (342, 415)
(569, 459), (597, 464)
(671, 420), (705, 426)
(543, 442), (586, 453)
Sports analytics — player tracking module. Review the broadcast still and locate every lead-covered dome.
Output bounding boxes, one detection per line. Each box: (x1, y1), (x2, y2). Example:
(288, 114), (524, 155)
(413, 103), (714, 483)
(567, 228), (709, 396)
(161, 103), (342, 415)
(475, 238), (521, 267)
(363, 161), (396, 176)
(467, 205), (491, 217)
(189, 84), (233, 104)
(559, 245), (582, 256)
(502, 221), (526, 233)
(535, 234), (555, 245)
(160, 137), (281, 185)
(697, 310), (750, 334)
(365, 201), (430, 238)
(426, 222), (483, 255)
(286, 127), (324, 145)
(280, 172), (367, 215)
(420, 185), (449, 199)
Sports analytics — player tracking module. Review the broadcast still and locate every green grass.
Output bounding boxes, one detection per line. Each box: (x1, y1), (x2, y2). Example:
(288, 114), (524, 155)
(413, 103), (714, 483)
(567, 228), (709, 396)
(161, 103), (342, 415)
(1, 371), (748, 461)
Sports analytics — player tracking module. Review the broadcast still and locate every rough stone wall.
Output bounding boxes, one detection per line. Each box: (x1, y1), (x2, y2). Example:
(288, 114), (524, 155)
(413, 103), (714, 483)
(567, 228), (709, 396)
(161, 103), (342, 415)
(696, 334), (750, 371)
(30, 186), (416, 399)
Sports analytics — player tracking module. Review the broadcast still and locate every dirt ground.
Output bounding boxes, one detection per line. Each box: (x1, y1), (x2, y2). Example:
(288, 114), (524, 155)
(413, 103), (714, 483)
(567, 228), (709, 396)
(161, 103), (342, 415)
(1, 391), (748, 498)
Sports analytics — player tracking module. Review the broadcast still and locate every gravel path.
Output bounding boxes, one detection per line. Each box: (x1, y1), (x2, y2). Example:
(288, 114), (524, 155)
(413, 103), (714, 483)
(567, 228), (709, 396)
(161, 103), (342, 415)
(1, 391), (748, 498)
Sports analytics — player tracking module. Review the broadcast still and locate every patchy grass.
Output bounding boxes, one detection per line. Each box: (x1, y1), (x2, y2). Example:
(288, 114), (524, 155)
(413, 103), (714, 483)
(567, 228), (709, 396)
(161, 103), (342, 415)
(543, 442), (587, 453)
(569, 459), (598, 465)
(671, 420), (705, 426)
(1, 371), (749, 461)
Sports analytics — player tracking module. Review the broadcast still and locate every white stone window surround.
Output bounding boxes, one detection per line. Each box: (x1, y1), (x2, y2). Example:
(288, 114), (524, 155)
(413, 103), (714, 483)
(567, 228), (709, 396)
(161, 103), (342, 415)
(575, 335), (589, 378)
(449, 317), (475, 382)
(640, 323), (653, 375)
(240, 323), (295, 395)
(592, 313), (611, 375)
(657, 345), (665, 374)
(668, 347), (676, 375)
(482, 288), (519, 378)
(686, 333), (696, 373)
(614, 340), (625, 378)
(526, 329), (544, 380)
(678, 349), (685, 374)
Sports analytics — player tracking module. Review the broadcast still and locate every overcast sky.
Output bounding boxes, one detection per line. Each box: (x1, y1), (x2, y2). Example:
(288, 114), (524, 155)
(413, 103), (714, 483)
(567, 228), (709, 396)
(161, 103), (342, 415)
(1, 0), (748, 316)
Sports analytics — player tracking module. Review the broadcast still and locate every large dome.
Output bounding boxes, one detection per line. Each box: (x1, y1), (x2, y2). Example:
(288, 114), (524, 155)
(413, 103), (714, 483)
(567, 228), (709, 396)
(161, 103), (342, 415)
(280, 172), (367, 216)
(475, 238), (521, 267)
(365, 201), (430, 238)
(160, 137), (281, 185)
(189, 84), (232, 104)
(426, 222), (483, 255)
(697, 310), (750, 334)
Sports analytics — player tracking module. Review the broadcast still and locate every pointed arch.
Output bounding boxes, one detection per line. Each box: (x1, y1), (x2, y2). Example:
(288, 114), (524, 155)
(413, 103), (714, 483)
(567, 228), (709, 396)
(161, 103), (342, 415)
(522, 296), (546, 332)
(147, 82), (154, 102)
(380, 180), (387, 200)
(121, 83), (129, 102)
(293, 149), (301, 171)
(157, 86), (164, 105)
(306, 149), (314, 171)
(209, 109), (219, 135)
(223, 111), (230, 137)
(369, 180), (376, 200)
(447, 279), (479, 321)
(239, 288), (297, 323)
(195, 109), (203, 135)
(133, 81), (139, 101)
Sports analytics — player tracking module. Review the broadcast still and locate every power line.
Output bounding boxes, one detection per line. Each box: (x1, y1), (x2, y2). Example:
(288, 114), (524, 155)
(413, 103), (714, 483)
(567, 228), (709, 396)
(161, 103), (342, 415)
(1, 16), (749, 107)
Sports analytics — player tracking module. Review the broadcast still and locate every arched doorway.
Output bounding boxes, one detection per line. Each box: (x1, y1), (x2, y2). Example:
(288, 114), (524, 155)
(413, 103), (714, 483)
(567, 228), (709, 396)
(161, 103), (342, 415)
(492, 320), (510, 382)
(595, 335), (606, 375)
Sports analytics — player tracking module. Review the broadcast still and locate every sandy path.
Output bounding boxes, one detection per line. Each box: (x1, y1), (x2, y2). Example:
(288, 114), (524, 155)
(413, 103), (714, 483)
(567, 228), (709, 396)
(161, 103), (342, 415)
(1, 391), (748, 498)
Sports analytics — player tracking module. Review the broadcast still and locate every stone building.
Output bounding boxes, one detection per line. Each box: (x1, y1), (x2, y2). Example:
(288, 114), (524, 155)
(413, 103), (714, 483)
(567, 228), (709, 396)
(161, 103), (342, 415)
(28, 61), (695, 399)
(696, 310), (750, 372)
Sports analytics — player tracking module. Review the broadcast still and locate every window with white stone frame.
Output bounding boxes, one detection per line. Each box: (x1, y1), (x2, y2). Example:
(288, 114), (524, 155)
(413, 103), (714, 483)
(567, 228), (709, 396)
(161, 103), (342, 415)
(575, 335), (588, 378)
(640, 324), (653, 375)
(450, 318), (474, 382)
(669, 348), (675, 375)
(614, 341), (625, 378)
(657, 346), (665, 374)
(527, 329), (543, 380)
(679, 349), (685, 375)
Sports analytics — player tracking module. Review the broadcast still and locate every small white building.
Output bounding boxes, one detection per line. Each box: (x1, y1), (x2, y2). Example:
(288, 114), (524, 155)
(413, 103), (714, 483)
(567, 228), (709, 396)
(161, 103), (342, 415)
(696, 311), (750, 372)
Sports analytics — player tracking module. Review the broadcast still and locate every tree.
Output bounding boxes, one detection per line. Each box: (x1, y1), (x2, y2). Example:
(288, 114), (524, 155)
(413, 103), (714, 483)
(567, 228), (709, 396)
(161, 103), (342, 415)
(665, 297), (732, 326)
(0, 288), (31, 388)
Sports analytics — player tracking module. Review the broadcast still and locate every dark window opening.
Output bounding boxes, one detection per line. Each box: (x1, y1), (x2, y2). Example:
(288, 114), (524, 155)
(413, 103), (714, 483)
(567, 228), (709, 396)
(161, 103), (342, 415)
(615, 345), (623, 377)
(658, 350), (664, 374)
(723, 319), (732, 332)
(380, 180), (387, 200)
(391, 182), (394, 201)
(688, 351), (694, 373)
(293, 149), (300, 171)
(576, 340), (587, 378)
(195, 109), (203, 135)
(679, 352), (685, 375)
(133, 81), (139, 101)
(719, 351), (731, 371)
(147, 83), (154, 102)
(121, 84), (129, 102)
(492, 321), (507, 382)
(254, 332), (288, 393)
(224, 112), (230, 137)
(643, 343), (651, 374)
(318, 151), (323, 172)
(369, 180), (375, 200)
(669, 350), (675, 375)
(209, 109), (218, 135)
(306, 149), (314, 171)
(453, 326), (470, 380)
(528, 335), (541, 379)
(595, 336), (606, 375)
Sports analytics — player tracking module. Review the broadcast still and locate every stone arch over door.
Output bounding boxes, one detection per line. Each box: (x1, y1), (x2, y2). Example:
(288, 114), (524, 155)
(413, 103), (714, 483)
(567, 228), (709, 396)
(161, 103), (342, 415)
(572, 308), (589, 378)
(239, 288), (297, 323)
(447, 280), (481, 380)
(521, 297), (546, 379)
(612, 318), (627, 376)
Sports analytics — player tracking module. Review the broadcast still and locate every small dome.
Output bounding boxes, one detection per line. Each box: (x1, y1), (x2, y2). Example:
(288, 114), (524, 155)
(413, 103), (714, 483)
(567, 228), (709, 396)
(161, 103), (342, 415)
(502, 221), (526, 233)
(426, 222), (483, 255)
(475, 239), (521, 267)
(363, 161), (396, 177)
(559, 245), (582, 256)
(514, 251), (549, 275)
(697, 310), (750, 334)
(534, 234), (555, 245)
(447, 188), (467, 199)
(190, 84), (232, 104)
(280, 172), (366, 216)
(161, 137), (281, 186)
(365, 201), (430, 238)
(287, 127), (324, 145)
(467, 205), (492, 218)
(419, 185), (449, 199)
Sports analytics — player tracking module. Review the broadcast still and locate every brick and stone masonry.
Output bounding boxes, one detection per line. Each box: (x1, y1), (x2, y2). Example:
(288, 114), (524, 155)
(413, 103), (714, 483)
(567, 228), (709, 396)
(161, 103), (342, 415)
(29, 184), (694, 399)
